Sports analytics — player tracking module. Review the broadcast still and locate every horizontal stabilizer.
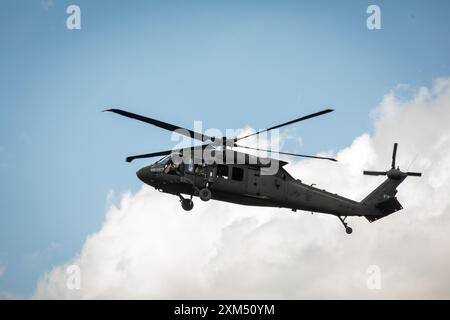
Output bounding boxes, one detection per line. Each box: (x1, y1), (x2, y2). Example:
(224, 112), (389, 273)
(366, 197), (403, 222)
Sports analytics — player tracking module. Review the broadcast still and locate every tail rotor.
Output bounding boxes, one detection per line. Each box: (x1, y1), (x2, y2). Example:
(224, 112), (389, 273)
(363, 143), (422, 179)
(361, 143), (422, 223)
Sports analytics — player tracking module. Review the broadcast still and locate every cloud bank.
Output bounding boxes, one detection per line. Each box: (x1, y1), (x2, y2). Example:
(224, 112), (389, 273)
(34, 78), (450, 299)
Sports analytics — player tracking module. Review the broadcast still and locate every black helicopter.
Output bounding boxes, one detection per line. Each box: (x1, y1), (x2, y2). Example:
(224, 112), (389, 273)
(105, 108), (421, 234)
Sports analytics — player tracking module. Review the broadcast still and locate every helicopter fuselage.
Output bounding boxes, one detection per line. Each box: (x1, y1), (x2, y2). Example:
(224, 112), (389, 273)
(136, 160), (367, 218)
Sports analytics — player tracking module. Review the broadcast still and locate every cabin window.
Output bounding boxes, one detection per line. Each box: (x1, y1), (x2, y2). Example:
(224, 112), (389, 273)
(217, 164), (229, 179)
(232, 167), (244, 181)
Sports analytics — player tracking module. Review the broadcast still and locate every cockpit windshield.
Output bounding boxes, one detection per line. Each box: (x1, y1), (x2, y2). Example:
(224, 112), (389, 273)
(154, 155), (171, 166)
(151, 155), (185, 176)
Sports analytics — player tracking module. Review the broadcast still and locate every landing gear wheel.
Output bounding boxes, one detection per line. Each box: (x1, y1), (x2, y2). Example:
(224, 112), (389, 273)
(181, 199), (194, 211)
(337, 216), (353, 235)
(199, 188), (212, 202)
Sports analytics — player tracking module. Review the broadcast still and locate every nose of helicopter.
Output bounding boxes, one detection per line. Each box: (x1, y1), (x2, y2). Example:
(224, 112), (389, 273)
(136, 167), (152, 183)
(136, 167), (146, 182)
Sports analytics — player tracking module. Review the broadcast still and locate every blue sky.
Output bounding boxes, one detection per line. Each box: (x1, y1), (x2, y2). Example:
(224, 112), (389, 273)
(1, 0), (450, 297)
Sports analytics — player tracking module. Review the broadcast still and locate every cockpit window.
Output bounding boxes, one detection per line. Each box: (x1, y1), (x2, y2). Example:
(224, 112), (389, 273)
(155, 155), (171, 165)
(149, 156), (171, 174)
(164, 162), (175, 174)
(151, 156), (185, 176)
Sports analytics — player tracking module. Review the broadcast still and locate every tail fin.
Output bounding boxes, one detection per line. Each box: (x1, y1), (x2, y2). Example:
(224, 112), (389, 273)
(361, 143), (421, 222)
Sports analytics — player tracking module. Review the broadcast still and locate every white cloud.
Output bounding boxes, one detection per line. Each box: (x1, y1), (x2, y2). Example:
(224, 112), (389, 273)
(34, 78), (450, 299)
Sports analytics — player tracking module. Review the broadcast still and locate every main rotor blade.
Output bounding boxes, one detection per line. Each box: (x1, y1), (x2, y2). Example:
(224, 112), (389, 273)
(406, 172), (422, 177)
(235, 144), (337, 162)
(104, 108), (212, 142)
(126, 149), (173, 163)
(363, 170), (387, 176)
(236, 108), (334, 141)
(391, 143), (398, 169)
(126, 143), (212, 163)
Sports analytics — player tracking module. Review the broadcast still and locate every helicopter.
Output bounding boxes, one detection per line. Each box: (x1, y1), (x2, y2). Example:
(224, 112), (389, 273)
(105, 108), (421, 234)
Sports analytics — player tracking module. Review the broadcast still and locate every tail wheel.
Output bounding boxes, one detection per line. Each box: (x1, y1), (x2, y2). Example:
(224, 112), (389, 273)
(181, 199), (194, 211)
(199, 188), (212, 202)
(338, 216), (353, 235)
